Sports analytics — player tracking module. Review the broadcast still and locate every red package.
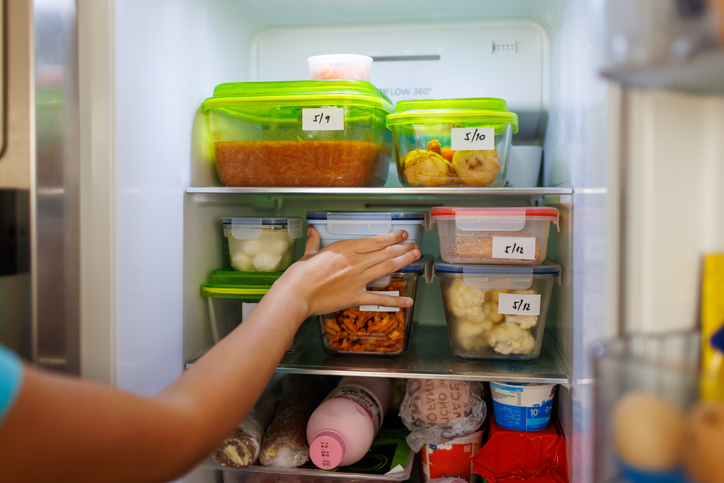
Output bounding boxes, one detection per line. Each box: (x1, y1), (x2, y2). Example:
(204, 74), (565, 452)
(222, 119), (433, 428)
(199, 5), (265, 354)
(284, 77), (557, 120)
(472, 416), (567, 483)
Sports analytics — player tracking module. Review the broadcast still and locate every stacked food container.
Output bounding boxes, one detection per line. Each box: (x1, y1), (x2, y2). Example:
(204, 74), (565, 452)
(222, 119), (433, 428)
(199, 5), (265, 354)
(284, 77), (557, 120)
(306, 211), (431, 356)
(430, 207), (560, 362)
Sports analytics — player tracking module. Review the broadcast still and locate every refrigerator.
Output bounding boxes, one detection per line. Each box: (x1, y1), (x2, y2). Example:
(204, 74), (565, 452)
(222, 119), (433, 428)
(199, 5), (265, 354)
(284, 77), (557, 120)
(3, 0), (723, 482)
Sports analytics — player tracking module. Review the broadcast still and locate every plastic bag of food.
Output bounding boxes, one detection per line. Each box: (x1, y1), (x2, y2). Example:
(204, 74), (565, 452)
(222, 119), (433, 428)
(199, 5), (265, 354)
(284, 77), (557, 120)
(212, 391), (278, 468)
(399, 379), (486, 452)
(259, 375), (328, 468)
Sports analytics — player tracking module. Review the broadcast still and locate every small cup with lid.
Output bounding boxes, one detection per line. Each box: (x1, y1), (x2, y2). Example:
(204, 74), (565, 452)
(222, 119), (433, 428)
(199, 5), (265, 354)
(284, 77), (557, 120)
(223, 217), (302, 272)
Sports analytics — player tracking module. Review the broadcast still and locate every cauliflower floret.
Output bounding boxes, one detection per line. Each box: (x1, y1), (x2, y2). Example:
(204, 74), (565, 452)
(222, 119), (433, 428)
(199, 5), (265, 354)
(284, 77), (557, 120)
(446, 279), (488, 323)
(487, 289), (510, 303)
(232, 254), (254, 271)
(252, 253), (282, 271)
(483, 300), (505, 323)
(504, 314), (538, 329)
(455, 317), (492, 350)
(487, 323), (536, 355)
(242, 239), (262, 255)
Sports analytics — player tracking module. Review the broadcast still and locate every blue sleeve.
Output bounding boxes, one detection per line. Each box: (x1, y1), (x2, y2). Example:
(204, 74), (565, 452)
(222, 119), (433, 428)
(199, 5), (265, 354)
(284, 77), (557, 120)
(0, 344), (23, 425)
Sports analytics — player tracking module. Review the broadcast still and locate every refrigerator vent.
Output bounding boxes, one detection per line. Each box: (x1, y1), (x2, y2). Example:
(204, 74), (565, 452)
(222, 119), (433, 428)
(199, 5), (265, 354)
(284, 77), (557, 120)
(492, 41), (517, 54)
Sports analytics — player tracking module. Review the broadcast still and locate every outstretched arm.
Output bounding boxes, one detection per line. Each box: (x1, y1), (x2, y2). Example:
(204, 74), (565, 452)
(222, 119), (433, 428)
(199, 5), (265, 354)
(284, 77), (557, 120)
(0, 228), (420, 483)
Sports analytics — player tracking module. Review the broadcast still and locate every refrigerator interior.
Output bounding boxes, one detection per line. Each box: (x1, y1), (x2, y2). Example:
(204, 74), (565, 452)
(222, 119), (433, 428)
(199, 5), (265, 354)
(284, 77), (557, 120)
(77, 1), (610, 482)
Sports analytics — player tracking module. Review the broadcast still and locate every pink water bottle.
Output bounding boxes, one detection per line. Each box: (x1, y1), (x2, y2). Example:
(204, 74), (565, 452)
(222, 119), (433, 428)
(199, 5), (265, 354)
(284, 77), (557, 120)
(307, 376), (393, 469)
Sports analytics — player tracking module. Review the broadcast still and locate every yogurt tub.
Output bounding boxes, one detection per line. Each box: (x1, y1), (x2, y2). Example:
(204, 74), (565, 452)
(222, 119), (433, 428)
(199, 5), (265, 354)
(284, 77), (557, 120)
(489, 382), (556, 431)
(223, 217), (302, 272)
(308, 54), (373, 81)
(430, 206), (559, 265)
(419, 430), (484, 483)
(306, 211), (425, 248)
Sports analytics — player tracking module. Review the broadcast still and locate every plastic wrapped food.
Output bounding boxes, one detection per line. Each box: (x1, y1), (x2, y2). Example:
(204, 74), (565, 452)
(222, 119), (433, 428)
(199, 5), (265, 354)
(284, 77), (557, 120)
(399, 379), (486, 452)
(259, 376), (328, 468)
(212, 392), (278, 468)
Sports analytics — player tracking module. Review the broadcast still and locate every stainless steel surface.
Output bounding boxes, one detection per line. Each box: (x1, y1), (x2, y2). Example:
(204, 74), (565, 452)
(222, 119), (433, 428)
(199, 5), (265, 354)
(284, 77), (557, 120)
(186, 319), (569, 385)
(32, 0), (81, 373)
(187, 186), (573, 196)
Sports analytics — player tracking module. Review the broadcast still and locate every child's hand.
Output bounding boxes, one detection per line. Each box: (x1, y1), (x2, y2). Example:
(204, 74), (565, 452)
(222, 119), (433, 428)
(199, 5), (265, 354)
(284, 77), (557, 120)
(276, 227), (421, 319)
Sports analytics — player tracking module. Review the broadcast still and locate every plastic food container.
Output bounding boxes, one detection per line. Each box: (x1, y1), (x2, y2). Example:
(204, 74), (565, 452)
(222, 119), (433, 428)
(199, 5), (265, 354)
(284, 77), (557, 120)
(202, 268), (299, 353)
(306, 212), (425, 249)
(434, 260), (560, 361)
(386, 98), (519, 187)
(223, 217), (302, 272)
(430, 207), (559, 265)
(202, 80), (393, 187)
(318, 256), (431, 357)
(490, 382), (556, 431)
(308, 54), (373, 81)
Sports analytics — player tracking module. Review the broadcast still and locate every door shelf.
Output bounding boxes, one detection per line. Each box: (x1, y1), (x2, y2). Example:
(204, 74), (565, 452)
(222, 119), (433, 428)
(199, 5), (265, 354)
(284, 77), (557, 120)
(187, 319), (568, 386)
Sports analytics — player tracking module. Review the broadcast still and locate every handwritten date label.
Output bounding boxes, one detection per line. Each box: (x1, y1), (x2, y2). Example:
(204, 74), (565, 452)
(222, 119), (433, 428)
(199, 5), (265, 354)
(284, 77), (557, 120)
(492, 236), (536, 260)
(451, 127), (494, 151)
(302, 108), (344, 131)
(360, 290), (400, 312)
(498, 293), (541, 316)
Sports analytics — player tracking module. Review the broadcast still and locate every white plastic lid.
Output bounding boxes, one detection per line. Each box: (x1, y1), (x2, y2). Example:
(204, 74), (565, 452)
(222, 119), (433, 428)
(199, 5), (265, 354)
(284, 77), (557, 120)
(223, 217), (302, 240)
(429, 207), (559, 232)
(306, 212), (425, 236)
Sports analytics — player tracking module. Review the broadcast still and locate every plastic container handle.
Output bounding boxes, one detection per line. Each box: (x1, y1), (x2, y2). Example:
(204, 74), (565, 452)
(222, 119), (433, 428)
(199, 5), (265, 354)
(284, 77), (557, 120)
(327, 212), (392, 235)
(288, 218), (303, 238)
(462, 268), (534, 290)
(231, 218), (262, 240)
(454, 208), (527, 232)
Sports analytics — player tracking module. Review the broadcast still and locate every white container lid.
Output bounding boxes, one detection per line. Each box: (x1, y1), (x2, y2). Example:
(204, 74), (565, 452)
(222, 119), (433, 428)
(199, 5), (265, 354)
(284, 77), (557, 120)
(223, 217), (302, 240)
(429, 207), (558, 232)
(306, 212), (425, 236)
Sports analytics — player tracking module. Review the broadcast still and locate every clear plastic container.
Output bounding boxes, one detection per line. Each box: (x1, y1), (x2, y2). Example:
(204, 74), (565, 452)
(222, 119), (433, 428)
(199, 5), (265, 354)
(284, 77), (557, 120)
(386, 98), (519, 187)
(202, 80), (393, 187)
(306, 211), (425, 249)
(308, 54), (373, 81)
(430, 207), (559, 265)
(202, 268), (299, 353)
(434, 260), (560, 361)
(318, 257), (431, 357)
(223, 218), (302, 272)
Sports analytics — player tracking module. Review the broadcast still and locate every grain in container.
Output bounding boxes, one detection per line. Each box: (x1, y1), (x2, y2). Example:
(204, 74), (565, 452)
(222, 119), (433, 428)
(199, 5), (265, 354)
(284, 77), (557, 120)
(223, 217), (302, 272)
(430, 207), (558, 265)
(386, 98), (518, 187)
(318, 256), (432, 357)
(202, 80), (393, 187)
(434, 260), (560, 361)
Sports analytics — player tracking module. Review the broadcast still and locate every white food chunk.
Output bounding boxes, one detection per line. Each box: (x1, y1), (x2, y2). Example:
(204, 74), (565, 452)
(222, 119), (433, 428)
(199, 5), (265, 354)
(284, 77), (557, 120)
(504, 314), (538, 329)
(487, 323), (536, 355)
(232, 254), (254, 272)
(253, 253), (283, 271)
(270, 239), (289, 255)
(243, 240), (262, 255)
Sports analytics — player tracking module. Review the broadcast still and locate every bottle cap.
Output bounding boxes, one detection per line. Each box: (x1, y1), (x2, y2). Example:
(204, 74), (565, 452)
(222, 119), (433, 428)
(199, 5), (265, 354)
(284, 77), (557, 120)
(309, 430), (346, 469)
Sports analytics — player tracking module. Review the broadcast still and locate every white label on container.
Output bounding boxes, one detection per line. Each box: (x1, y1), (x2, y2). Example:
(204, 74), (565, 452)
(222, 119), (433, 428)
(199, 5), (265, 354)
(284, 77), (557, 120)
(451, 127), (494, 151)
(360, 290), (400, 312)
(242, 302), (258, 320)
(497, 293), (541, 316)
(302, 108), (344, 131)
(492, 236), (536, 260)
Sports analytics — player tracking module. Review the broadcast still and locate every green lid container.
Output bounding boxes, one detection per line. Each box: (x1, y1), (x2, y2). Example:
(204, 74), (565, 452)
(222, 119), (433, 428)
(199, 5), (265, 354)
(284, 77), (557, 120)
(386, 98), (519, 188)
(202, 80), (394, 188)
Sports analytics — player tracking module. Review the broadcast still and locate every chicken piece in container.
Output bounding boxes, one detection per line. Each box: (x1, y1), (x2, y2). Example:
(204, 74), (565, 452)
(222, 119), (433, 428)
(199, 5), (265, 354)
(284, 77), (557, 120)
(434, 259), (560, 361)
